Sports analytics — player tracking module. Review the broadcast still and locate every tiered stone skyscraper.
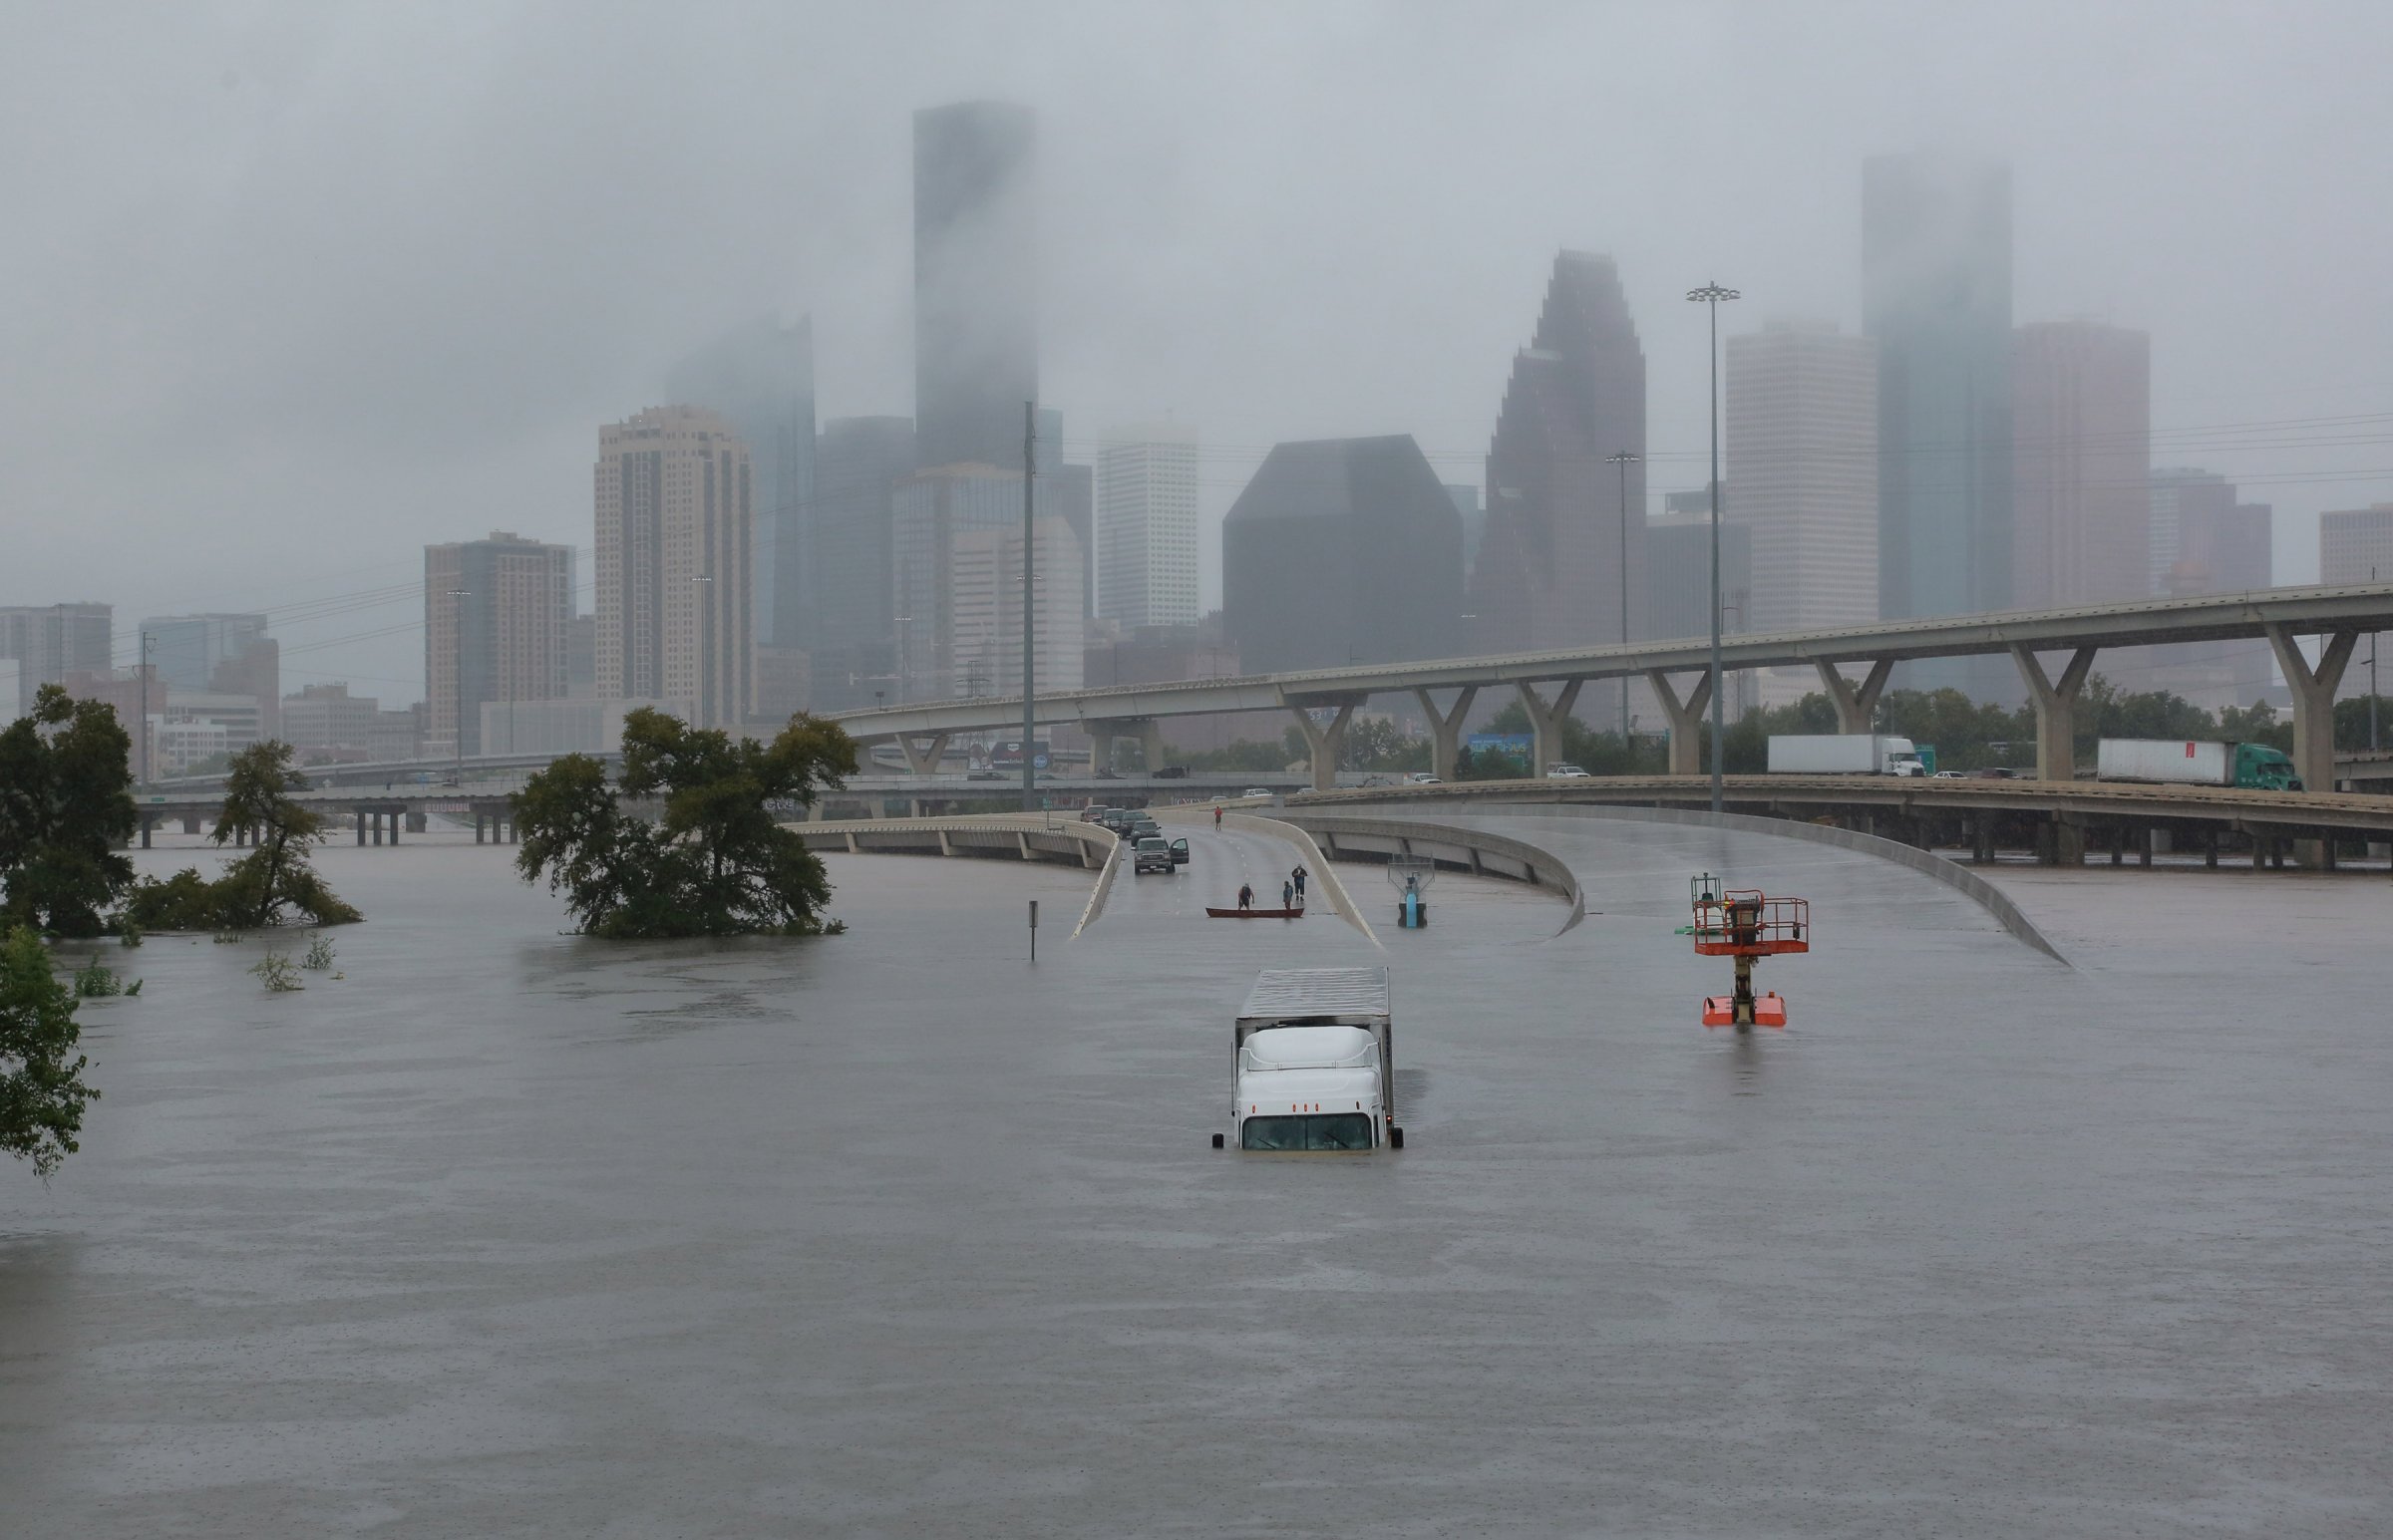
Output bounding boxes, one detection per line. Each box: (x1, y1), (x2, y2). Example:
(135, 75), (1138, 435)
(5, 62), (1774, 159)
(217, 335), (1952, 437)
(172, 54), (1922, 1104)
(593, 407), (753, 728)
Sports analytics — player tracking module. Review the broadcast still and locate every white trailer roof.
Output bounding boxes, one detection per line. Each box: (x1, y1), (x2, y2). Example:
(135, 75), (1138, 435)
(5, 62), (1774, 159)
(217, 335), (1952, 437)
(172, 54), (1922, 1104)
(1239, 967), (1392, 1022)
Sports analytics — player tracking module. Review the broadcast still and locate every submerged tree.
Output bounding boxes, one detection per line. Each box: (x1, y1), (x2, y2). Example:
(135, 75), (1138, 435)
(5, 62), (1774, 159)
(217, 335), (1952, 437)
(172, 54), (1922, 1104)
(0, 685), (138, 937)
(0, 926), (101, 1177)
(121, 742), (360, 931)
(513, 709), (855, 938)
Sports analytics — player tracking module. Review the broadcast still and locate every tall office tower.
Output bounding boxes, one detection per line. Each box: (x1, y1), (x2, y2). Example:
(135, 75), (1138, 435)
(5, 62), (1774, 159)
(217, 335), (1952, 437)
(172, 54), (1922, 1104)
(808, 417), (919, 708)
(1865, 154), (2013, 692)
(1222, 436), (1463, 674)
(1468, 251), (1646, 656)
(0, 602), (112, 715)
(139, 613), (278, 737)
(1724, 321), (1879, 636)
(947, 515), (1086, 700)
(2142, 466), (2273, 705)
(915, 101), (1036, 470)
(665, 316), (815, 649)
(425, 531), (575, 760)
(2321, 503), (2393, 585)
(594, 407), (754, 729)
(1097, 424), (1201, 628)
(2011, 321), (2151, 609)
(1034, 407), (1094, 620)
(889, 463), (1034, 701)
(1444, 484), (1486, 578)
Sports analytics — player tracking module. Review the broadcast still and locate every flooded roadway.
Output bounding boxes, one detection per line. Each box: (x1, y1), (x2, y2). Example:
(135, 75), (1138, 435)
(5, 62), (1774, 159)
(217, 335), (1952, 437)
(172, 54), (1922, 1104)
(2, 817), (2387, 1536)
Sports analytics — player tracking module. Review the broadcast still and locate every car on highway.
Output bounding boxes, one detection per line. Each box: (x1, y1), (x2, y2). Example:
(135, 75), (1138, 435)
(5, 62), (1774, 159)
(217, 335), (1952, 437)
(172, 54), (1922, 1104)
(1406, 772), (1442, 785)
(1242, 787), (1274, 798)
(966, 769), (1003, 780)
(1545, 764), (1591, 778)
(1932, 770), (1967, 779)
(1132, 835), (1189, 874)
(1082, 805), (1115, 823)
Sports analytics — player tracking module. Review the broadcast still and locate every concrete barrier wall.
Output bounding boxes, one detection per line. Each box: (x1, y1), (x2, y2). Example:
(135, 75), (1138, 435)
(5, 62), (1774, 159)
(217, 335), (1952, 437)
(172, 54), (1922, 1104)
(1222, 812), (1381, 948)
(1352, 799), (2068, 965)
(1276, 812), (1586, 936)
(792, 815), (1113, 871)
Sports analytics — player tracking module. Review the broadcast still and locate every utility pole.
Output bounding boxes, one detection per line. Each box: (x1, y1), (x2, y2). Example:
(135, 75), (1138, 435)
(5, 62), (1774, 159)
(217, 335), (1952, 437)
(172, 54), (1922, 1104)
(1022, 400), (1038, 811)
(446, 588), (471, 785)
(1606, 450), (1639, 743)
(139, 630), (156, 784)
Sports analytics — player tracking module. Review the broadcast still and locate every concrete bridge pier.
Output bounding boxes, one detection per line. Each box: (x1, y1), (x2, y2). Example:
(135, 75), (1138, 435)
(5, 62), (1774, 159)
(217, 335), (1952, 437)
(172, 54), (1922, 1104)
(1643, 670), (1712, 776)
(1287, 700), (1359, 792)
(1515, 679), (1583, 777)
(2013, 644), (2099, 781)
(1815, 658), (1896, 733)
(408, 810), (426, 834)
(356, 808), (368, 846)
(1412, 687), (1479, 781)
(896, 732), (950, 776)
(139, 813), (154, 849)
(182, 814), (202, 835)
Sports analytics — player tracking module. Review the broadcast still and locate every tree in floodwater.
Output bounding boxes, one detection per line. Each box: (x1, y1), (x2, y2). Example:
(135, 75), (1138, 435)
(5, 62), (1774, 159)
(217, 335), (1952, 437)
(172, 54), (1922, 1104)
(0, 685), (138, 938)
(122, 742), (361, 931)
(0, 925), (101, 1177)
(513, 709), (855, 938)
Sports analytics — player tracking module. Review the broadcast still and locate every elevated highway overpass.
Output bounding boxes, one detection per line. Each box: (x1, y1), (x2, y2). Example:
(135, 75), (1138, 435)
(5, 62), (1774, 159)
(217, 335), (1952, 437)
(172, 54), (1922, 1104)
(828, 583), (2393, 794)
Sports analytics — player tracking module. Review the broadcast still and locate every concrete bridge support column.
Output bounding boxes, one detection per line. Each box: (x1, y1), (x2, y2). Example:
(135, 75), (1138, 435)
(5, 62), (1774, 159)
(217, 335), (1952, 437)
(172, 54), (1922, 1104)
(408, 810), (426, 834)
(182, 814), (201, 835)
(389, 811), (401, 845)
(1515, 680), (1583, 778)
(896, 733), (950, 776)
(356, 808), (368, 846)
(1137, 719), (1166, 772)
(1412, 687), (1479, 781)
(1814, 658), (1896, 734)
(1287, 703), (1356, 792)
(369, 813), (382, 847)
(2265, 623), (2357, 794)
(1087, 723), (1117, 776)
(1644, 671), (1712, 776)
(2013, 645), (2099, 781)
(140, 814), (153, 849)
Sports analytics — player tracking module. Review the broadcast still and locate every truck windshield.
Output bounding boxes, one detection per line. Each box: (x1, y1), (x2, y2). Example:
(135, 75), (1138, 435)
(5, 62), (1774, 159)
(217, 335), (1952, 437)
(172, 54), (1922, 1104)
(1240, 1113), (1374, 1151)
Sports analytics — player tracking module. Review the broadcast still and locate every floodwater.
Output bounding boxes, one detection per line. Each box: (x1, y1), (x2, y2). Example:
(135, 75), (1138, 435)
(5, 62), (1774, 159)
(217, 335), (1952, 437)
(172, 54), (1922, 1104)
(2, 815), (2387, 1537)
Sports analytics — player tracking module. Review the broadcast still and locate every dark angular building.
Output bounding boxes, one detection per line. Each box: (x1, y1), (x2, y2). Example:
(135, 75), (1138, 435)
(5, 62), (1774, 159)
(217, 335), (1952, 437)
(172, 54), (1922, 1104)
(665, 315), (815, 649)
(914, 102), (1036, 471)
(1222, 436), (1463, 675)
(1467, 251), (1647, 656)
(807, 416), (918, 710)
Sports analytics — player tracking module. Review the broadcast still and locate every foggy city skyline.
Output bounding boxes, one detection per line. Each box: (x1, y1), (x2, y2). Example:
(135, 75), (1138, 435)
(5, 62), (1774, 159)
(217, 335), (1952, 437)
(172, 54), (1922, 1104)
(8, 0), (2393, 702)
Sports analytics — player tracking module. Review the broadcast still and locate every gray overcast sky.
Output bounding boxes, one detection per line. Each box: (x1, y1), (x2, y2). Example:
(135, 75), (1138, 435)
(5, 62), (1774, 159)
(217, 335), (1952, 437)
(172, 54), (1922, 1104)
(6, 0), (2391, 698)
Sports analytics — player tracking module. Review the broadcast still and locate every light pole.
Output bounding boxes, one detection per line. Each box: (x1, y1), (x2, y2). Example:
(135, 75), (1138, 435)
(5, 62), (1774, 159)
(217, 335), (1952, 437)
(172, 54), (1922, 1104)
(138, 630), (157, 784)
(1605, 450), (1639, 742)
(1686, 281), (1740, 812)
(2372, 567), (2381, 752)
(445, 589), (471, 784)
(1021, 400), (1039, 810)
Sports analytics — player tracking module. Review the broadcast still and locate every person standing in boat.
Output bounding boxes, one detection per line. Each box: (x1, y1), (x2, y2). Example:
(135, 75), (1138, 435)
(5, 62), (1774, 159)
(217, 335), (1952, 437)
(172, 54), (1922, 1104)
(1281, 878), (1296, 910)
(1237, 882), (1253, 911)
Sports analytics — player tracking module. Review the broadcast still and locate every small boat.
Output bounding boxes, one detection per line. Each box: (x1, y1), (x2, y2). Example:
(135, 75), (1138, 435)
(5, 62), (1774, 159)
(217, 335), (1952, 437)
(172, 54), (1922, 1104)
(1205, 906), (1305, 919)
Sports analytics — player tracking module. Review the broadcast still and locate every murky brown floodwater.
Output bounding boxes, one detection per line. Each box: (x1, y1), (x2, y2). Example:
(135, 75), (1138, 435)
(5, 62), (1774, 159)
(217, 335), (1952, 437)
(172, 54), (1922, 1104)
(3, 815), (2386, 1537)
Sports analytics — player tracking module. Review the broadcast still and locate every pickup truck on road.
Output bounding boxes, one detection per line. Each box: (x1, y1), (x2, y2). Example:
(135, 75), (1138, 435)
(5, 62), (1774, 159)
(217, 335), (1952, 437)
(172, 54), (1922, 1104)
(1133, 835), (1190, 874)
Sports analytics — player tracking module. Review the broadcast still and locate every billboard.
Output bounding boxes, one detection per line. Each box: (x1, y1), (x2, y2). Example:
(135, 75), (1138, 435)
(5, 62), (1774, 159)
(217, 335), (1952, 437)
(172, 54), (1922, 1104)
(1465, 733), (1533, 773)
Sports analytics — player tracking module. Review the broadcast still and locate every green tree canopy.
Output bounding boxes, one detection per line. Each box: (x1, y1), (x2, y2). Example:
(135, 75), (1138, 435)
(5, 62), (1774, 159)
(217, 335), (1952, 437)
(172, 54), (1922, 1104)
(0, 685), (137, 937)
(121, 741), (360, 931)
(513, 710), (856, 938)
(0, 926), (101, 1177)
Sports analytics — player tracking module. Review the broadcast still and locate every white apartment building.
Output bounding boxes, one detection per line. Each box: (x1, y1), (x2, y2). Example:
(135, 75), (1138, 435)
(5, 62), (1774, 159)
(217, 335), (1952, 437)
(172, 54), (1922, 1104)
(594, 406), (753, 729)
(1724, 321), (1879, 636)
(1096, 424), (1200, 627)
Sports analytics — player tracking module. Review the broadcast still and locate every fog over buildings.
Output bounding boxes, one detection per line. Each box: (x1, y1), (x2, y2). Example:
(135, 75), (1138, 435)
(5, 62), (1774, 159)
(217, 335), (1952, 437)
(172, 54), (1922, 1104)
(6, 1), (2393, 705)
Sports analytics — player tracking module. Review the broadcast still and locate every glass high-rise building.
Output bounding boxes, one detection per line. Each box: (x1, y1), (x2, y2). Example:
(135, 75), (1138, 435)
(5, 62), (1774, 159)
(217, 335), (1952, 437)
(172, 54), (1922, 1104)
(665, 316), (814, 650)
(1725, 321), (1879, 636)
(809, 416), (919, 700)
(1097, 424), (1201, 629)
(424, 533), (574, 760)
(1865, 154), (2013, 692)
(914, 102), (1036, 472)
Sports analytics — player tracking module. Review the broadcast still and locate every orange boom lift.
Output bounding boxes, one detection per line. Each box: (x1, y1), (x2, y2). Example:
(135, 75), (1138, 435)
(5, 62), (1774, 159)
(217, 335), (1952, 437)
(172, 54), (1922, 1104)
(1689, 873), (1809, 1030)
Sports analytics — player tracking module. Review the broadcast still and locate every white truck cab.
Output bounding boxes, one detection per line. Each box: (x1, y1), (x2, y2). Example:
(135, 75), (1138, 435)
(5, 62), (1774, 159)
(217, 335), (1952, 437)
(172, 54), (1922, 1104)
(1214, 968), (1402, 1151)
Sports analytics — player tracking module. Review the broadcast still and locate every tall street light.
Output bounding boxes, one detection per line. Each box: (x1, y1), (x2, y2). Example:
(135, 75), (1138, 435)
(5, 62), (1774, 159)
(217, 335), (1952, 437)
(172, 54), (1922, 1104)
(1022, 400), (1039, 810)
(1686, 282), (1740, 812)
(1605, 450), (1640, 742)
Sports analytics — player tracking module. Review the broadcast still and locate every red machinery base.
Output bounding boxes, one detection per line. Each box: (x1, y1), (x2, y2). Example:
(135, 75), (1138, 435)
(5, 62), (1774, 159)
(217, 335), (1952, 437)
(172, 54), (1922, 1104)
(1702, 993), (1788, 1029)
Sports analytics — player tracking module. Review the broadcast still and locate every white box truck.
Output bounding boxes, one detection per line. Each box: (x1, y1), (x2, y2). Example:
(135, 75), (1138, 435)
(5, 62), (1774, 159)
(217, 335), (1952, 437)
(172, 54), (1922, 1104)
(1213, 967), (1402, 1151)
(1766, 734), (1927, 776)
(2095, 738), (2301, 790)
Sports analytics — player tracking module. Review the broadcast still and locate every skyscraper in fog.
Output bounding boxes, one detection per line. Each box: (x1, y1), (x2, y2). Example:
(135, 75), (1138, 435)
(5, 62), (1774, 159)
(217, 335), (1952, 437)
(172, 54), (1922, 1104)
(594, 407), (752, 728)
(808, 416), (918, 706)
(665, 316), (815, 649)
(424, 533), (574, 760)
(1865, 154), (2013, 689)
(1468, 251), (1646, 655)
(889, 463), (1031, 701)
(0, 602), (111, 715)
(1097, 424), (1200, 628)
(914, 102), (1036, 470)
(2144, 466), (2274, 706)
(2011, 321), (2150, 609)
(1724, 321), (1878, 635)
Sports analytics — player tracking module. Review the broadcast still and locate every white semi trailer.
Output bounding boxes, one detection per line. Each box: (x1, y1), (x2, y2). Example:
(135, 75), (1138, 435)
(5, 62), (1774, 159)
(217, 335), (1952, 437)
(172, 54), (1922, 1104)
(1766, 734), (1927, 776)
(1214, 967), (1402, 1151)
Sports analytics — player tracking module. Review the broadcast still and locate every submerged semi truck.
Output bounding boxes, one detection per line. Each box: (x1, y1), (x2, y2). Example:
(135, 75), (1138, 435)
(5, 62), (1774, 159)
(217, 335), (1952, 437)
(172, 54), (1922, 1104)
(1766, 734), (1928, 776)
(1214, 968), (1403, 1152)
(2095, 739), (2301, 790)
